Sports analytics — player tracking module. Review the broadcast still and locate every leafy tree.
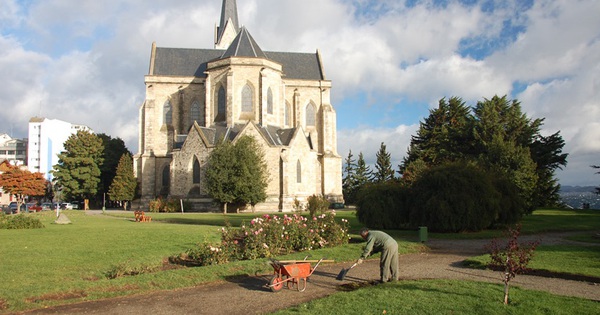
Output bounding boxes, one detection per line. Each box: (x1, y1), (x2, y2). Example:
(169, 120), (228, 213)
(486, 224), (539, 305)
(203, 135), (269, 213)
(373, 142), (395, 182)
(52, 130), (104, 202)
(0, 163), (47, 214)
(233, 135), (269, 211)
(342, 150), (358, 204)
(108, 153), (137, 210)
(98, 134), (131, 203)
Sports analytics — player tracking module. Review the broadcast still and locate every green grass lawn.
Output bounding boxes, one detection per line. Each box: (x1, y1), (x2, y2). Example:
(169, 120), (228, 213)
(273, 279), (600, 315)
(0, 208), (598, 313)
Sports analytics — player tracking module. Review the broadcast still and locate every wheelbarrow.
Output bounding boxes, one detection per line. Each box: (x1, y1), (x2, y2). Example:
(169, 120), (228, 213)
(266, 257), (333, 292)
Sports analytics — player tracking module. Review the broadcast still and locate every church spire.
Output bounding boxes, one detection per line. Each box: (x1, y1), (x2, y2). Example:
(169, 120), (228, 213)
(215, 0), (239, 49)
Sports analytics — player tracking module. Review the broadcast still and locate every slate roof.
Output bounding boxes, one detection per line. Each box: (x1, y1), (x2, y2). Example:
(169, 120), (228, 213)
(194, 123), (299, 147)
(151, 25), (325, 81)
(221, 27), (267, 59)
(218, 0), (239, 41)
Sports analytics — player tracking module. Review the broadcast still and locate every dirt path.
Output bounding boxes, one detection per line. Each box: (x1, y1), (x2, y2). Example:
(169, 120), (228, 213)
(20, 231), (600, 315)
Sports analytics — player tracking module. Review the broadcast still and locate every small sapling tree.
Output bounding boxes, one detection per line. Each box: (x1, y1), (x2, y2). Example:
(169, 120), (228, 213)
(485, 224), (539, 304)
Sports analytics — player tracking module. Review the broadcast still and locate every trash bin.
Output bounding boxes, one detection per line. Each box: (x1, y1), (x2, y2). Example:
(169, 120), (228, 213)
(419, 226), (428, 242)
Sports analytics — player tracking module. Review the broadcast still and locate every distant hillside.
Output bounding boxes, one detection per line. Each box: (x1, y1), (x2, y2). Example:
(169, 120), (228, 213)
(559, 186), (597, 193)
(559, 186), (599, 209)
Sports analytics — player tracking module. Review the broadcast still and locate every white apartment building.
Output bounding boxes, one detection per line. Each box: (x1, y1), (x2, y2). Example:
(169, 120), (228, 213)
(27, 117), (92, 180)
(0, 134), (28, 166)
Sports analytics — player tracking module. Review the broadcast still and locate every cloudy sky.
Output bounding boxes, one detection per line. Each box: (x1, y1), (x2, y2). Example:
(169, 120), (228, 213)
(1, 0), (599, 187)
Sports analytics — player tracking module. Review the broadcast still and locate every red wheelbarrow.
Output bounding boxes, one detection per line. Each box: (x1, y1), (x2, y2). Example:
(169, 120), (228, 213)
(266, 257), (333, 292)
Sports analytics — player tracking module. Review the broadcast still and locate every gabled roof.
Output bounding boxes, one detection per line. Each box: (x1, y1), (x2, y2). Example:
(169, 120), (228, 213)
(190, 122), (301, 148)
(221, 27), (267, 59)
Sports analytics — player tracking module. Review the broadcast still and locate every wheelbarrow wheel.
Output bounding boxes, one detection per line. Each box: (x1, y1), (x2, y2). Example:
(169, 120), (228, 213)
(297, 277), (307, 292)
(269, 276), (284, 292)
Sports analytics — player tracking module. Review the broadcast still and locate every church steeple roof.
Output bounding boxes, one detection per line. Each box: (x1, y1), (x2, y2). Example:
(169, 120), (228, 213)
(221, 27), (267, 59)
(216, 0), (239, 46)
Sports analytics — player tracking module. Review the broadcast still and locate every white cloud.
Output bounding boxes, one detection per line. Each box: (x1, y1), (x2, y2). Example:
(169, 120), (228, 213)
(338, 124), (419, 171)
(1, 0), (598, 188)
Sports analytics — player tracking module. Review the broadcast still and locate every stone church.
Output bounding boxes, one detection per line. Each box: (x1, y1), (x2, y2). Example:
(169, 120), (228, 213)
(133, 0), (343, 211)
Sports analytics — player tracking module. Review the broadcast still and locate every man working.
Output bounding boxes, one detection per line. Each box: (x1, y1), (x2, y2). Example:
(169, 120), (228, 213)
(356, 228), (399, 283)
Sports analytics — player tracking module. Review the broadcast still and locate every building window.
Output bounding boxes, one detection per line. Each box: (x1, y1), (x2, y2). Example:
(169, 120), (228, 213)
(241, 84), (253, 113)
(162, 165), (170, 188)
(305, 103), (316, 127)
(296, 160), (302, 183)
(285, 102), (291, 126)
(267, 87), (273, 115)
(193, 158), (201, 184)
(164, 100), (172, 125)
(216, 86), (226, 122)
(190, 100), (202, 126)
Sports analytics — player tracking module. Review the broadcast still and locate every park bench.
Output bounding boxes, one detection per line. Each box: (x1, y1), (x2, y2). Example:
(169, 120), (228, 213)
(134, 211), (152, 222)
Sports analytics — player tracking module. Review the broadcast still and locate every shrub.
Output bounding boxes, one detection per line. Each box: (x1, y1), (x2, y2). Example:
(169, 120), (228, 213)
(174, 212), (350, 266)
(148, 198), (180, 213)
(0, 213), (45, 229)
(306, 195), (329, 217)
(408, 162), (501, 232)
(355, 182), (410, 229)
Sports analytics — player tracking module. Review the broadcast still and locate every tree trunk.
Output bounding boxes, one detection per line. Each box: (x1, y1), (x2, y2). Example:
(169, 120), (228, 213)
(223, 202), (227, 214)
(503, 272), (510, 304)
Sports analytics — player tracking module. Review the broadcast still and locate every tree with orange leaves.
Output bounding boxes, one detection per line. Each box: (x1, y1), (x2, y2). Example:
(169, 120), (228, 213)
(0, 162), (48, 214)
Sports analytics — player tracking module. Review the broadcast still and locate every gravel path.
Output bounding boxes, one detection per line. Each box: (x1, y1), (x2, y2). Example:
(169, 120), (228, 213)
(20, 231), (600, 315)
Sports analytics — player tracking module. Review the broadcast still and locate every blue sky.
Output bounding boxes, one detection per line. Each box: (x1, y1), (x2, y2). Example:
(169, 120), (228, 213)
(1, 0), (599, 187)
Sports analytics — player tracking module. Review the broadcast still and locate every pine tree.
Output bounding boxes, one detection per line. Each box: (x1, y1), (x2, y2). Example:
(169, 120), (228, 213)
(355, 152), (372, 187)
(52, 130), (104, 202)
(342, 150), (358, 204)
(98, 134), (131, 203)
(373, 142), (395, 182)
(108, 153), (137, 210)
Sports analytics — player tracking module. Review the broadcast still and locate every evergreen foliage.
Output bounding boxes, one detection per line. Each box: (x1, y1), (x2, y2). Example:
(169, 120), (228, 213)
(52, 130), (104, 201)
(355, 182), (410, 229)
(355, 152), (372, 187)
(342, 150), (358, 204)
(108, 154), (137, 209)
(98, 134), (131, 202)
(400, 95), (567, 213)
(408, 162), (502, 232)
(373, 142), (395, 182)
(203, 135), (269, 213)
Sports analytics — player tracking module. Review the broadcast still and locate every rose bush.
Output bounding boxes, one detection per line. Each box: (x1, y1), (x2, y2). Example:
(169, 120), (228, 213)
(175, 211), (349, 266)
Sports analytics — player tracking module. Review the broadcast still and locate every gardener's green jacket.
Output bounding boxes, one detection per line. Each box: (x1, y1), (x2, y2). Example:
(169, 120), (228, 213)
(360, 230), (396, 259)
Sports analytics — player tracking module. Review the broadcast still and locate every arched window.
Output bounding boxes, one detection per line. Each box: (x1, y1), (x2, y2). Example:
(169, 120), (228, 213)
(296, 160), (302, 183)
(242, 84), (253, 113)
(216, 86), (226, 122)
(267, 87), (273, 114)
(190, 100), (201, 126)
(162, 165), (170, 188)
(193, 158), (200, 184)
(285, 102), (291, 126)
(164, 100), (172, 125)
(305, 103), (316, 127)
